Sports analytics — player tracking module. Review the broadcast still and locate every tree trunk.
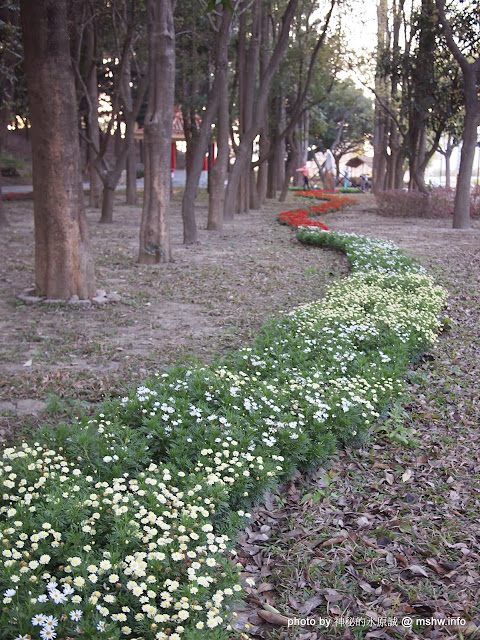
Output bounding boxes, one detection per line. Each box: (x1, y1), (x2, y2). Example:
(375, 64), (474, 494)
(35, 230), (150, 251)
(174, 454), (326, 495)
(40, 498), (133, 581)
(279, 129), (300, 202)
(267, 94), (286, 198)
(454, 103), (477, 229)
(98, 130), (126, 224)
(451, 63), (479, 228)
(207, 11), (231, 231)
(444, 148), (452, 188)
(435, 0), (479, 228)
(255, 6), (271, 207)
(125, 123), (137, 205)
(0, 109), (10, 227)
(224, 0), (299, 219)
(20, 0), (95, 299)
(84, 19), (102, 209)
(0, 3), (19, 228)
(373, 0), (389, 192)
(256, 121), (269, 206)
(123, 60), (138, 206)
(138, 0), (174, 263)
(182, 8), (232, 242)
(0, 196), (8, 228)
(100, 185), (116, 224)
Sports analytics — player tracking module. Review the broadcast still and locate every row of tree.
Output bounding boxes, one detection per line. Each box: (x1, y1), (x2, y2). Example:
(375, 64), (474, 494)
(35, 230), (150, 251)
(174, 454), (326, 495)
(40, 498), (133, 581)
(372, 0), (479, 228)
(0, 0), (478, 298)
(1, 0), (372, 298)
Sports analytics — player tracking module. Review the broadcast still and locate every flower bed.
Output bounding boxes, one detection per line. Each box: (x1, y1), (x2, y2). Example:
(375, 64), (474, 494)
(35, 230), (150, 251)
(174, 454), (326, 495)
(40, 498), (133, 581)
(0, 219), (447, 640)
(1, 191), (33, 201)
(279, 191), (355, 229)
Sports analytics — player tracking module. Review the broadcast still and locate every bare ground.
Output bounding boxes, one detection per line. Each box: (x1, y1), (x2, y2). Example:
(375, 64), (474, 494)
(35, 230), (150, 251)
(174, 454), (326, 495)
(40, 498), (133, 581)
(1, 189), (348, 443)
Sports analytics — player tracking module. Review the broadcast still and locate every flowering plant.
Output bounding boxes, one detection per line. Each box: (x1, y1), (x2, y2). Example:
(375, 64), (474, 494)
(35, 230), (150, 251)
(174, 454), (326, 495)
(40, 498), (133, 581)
(0, 220), (447, 640)
(2, 191), (33, 201)
(279, 191), (355, 228)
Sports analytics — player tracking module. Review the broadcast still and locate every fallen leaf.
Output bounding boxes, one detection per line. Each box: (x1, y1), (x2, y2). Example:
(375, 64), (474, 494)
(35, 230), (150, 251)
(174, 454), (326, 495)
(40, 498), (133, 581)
(257, 609), (289, 626)
(320, 534), (348, 547)
(407, 564), (429, 577)
(257, 583), (275, 594)
(402, 468), (413, 482)
(299, 594), (324, 615)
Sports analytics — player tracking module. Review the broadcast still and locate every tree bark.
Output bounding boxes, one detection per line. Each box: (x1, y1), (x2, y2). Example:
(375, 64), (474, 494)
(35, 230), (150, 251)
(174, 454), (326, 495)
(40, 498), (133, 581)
(224, 0), (299, 220)
(182, 7), (232, 242)
(373, 0), (389, 192)
(0, 109), (10, 227)
(436, 0), (480, 229)
(279, 128), (300, 201)
(123, 60), (138, 206)
(20, 0), (95, 299)
(0, 3), (19, 229)
(267, 94), (286, 198)
(84, 18), (102, 209)
(138, 0), (174, 263)
(207, 10), (232, 231)
(454, 97), (478, 229)
(125, 123), (137, 205)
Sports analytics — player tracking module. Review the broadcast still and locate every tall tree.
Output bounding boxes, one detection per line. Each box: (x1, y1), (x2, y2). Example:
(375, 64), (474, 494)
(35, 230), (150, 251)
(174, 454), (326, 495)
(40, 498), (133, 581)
(224, 0), (300, 219)
(309, 79), (374, 171)
(435, 0), (480, 229)
(206, 7), (233, 232)
(372, 0), (389, 192)
(0, 0), (22, 228)
(372, 0), (464, 194)
(138, 0), (174, 263)
(178, 3), (234, 243)
(70, 0), (147, 223)
(20, 0), (95, 299)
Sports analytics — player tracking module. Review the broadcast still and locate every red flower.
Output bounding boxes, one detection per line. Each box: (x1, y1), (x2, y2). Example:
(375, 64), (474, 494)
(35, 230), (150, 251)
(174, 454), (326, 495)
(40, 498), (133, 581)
(279, 191), (355, 228)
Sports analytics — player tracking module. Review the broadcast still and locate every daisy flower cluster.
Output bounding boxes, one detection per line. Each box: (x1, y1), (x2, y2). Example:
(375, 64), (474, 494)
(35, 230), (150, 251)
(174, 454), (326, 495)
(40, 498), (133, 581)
(1, 225), (446, 639)
(1, 442), (266, 639)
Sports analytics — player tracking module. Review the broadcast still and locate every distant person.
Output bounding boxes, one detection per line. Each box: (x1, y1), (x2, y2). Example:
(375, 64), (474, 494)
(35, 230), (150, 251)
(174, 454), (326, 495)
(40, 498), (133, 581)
(324, 149), (335, 191)
(344, 168), (350, 188)
(360, 174), (371, 191)
(296, 162), (311, 190)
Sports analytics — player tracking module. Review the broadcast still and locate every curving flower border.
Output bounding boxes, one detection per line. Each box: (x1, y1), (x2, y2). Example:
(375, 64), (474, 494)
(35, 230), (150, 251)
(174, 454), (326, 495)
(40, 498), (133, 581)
(0, 210), (447, 640)
(279, 190), (355, 229)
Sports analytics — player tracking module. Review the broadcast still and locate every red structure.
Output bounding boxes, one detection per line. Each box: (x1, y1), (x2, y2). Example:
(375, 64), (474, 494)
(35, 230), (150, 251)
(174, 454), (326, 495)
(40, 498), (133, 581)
(134, 106), (211, 171)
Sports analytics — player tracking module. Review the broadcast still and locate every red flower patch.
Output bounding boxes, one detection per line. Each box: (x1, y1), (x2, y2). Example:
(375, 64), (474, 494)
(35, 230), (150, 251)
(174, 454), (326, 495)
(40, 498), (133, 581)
(279, 191), (355, 229)
(2, 191), (33, 201)
(279, 208), (329, 229)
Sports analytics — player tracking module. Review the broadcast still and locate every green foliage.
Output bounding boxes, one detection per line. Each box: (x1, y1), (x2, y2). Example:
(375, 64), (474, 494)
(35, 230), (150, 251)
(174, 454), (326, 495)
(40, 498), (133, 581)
(309, 78), (374, 158)
(0, 225), (446, 640)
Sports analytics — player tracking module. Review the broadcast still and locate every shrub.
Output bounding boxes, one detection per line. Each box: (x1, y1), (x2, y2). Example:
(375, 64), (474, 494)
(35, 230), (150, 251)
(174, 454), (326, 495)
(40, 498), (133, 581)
(338, 187), (362, 194)
(375, 190), (429, 217)
(471, 185), (480, 217)
(376, 186), (480, 218)
(428, 186), (455, 217)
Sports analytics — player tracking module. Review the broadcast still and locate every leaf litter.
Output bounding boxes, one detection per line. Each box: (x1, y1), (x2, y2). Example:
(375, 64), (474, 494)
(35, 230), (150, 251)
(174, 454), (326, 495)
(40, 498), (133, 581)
(234, 205), (480, 640)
